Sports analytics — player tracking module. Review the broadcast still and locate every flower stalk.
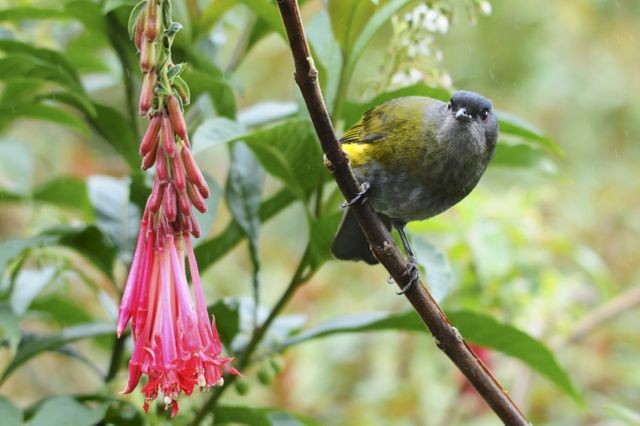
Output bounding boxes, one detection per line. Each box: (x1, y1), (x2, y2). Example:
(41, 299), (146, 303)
(117, 0), (238, 416)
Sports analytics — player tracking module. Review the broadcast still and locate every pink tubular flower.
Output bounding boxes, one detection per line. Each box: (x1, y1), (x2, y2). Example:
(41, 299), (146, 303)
(118, 3), (238, 416)
(117, 217), (238, 416)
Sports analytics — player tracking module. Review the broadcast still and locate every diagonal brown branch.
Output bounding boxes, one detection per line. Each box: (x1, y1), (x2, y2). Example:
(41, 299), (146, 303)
(275, 1), (529, 424)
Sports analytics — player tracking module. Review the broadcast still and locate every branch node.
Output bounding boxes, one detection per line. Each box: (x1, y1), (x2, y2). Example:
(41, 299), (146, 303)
(323, 153), (334, 171)
(306, 56), (318, 81)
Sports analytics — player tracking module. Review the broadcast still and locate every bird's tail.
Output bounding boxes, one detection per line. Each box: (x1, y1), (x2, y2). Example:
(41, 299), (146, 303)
(331, 209), (391, 265)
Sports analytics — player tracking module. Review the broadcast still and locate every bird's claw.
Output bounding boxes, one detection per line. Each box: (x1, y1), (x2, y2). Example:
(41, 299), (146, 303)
(397, 261), (420, 295)
(342, 182), (370, 208)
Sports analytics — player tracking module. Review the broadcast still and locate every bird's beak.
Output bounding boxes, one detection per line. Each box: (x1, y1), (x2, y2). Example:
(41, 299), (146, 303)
(455, 107), (472, 123)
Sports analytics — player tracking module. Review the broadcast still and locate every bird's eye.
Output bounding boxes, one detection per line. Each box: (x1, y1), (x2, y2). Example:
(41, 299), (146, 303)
(447, 103), (452, 110)
(479, 109), (489, 120)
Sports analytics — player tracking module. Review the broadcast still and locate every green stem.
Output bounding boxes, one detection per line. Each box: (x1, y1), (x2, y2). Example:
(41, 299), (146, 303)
(191, 250), (312, 425)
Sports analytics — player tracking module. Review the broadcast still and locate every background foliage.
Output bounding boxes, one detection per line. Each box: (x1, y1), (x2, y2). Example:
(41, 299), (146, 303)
(0, 0), (639, 425)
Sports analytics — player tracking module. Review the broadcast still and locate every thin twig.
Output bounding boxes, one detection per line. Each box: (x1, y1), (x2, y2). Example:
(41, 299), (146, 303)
(566, 285), (640, 344)
(274, 1), (529, 424)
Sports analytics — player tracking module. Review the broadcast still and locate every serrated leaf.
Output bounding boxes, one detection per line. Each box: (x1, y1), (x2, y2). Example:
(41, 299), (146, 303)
(29, 396), (109, 426)
(282, 309), (582, 403)
(1, 322), (113, 383)
(411, 236), (453, 303)
(0, 396), (22, 426)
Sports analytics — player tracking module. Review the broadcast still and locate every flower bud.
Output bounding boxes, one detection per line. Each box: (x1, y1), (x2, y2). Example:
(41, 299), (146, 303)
(167, 95), (188, 143)
(156, 148), (168, 181)
(161, 113), (176, 158)
(141, 136), (158, 170)
(187, 183), (207, 213)
(134, 15), (145, 51)
(172, 148), (187, 192)
(139, 69), (156, 116)
(189, 214), (201, 238)
(144, 0), (160, 41)
(181, 148), (210, 198)
(139, 37), (156, 73)
(139, 115), (161, 156)
(147, 180), (164, 213)
(177, 190), (191, 215)
(163, 183), (177, 222)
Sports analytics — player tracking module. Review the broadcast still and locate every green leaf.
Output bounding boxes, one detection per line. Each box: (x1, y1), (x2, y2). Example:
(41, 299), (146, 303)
(226, 143), (264, 304)
(0, 7), (68, 23)
(239, 0), (286, 40)
(55, 226), (119, 279)
(209, 298), (242, 350)
(126, 0), (147, 36)
(1, 322), (113, 383)
(0, 234), (56, 278)
(213, 405), (320, 426)
(307, 211), (342, 271)
(184, 68), (237, 119)
(307, 10), (342, 111)
(282, 309), (582, 403)
(242, 121), (326, 198)
(0, 304), (21, 357)
(87, 175), (141, 260)
(29, 295), (94, 326)
(328, 0), (375, 51)
(0, 138), (33, 195)
(197, 0), (237, 39)
(33, 177), (93, 217)
(0, 396), (22, 426)
(411, 236), (453, 303)
(344, 0), (413, 79)
(193, 174), (222, 243)
(237, 101), (298, 128)
(493, 143), (557, 173)
(90, 103), (140, 170)
(192, 117), (246, 155)
(195, 188), (296, 271)
(0, 103), (90, 135)
(497, 111), (560, 153)
(28, 396), (109, 426)
(341, 83), (450, 127)
(10, 266), (57, 316)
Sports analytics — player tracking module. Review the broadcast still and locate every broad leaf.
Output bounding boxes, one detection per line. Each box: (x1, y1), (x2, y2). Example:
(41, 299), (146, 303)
(307, 211), (342, 271)
(192, 117), (245, 155)
(184, 68), (237, 119)
(195, 188), (296, 272)
(87, 175), (140, 261)
(239, 0), (286, 40)
(0, 304), (21, 357)
(411, 236), (453, 303)
(33, 177), (93, 217)
(29, 295), (94, 326)
(1, 322), (113, 383)
(0, 396), (22, 426)
(282, 309), (582, 403)
(10, 267), (57, 316)
(28, 396), (108, 426)
(209, 298), (242, 351)
(0, 104), (90, 135)
(493, 143), (557, 173)
(213, 405), (320, 426)
(497, 111), (560, 153)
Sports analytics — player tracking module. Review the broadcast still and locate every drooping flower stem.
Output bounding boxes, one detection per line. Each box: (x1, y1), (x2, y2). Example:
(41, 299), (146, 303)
(117, 0), (237, 416)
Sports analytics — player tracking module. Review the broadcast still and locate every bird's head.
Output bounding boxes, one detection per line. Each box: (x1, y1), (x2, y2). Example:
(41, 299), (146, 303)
(443, 90), (499, 152)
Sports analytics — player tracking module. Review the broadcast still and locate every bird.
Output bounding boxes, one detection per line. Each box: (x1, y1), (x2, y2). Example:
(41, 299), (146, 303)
(331, 90), (499, 292)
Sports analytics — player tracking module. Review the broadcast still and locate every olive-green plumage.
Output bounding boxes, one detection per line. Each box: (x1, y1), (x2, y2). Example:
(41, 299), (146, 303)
(332, 91), (499, 264)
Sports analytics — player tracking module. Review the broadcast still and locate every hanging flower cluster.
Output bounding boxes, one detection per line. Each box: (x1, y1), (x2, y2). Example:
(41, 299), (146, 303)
(117, 0), (237, 416)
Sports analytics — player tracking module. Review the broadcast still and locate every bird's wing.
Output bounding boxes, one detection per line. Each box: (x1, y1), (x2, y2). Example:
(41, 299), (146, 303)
(339, 107), (388, 145)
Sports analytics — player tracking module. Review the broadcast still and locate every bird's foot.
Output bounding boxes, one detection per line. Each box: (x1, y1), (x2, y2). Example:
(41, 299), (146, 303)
(397, 258), (420, 295)
(342, 182), (370, 208)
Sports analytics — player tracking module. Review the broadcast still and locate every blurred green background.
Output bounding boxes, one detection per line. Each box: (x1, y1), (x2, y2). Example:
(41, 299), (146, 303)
(0, 0), (639, 425)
